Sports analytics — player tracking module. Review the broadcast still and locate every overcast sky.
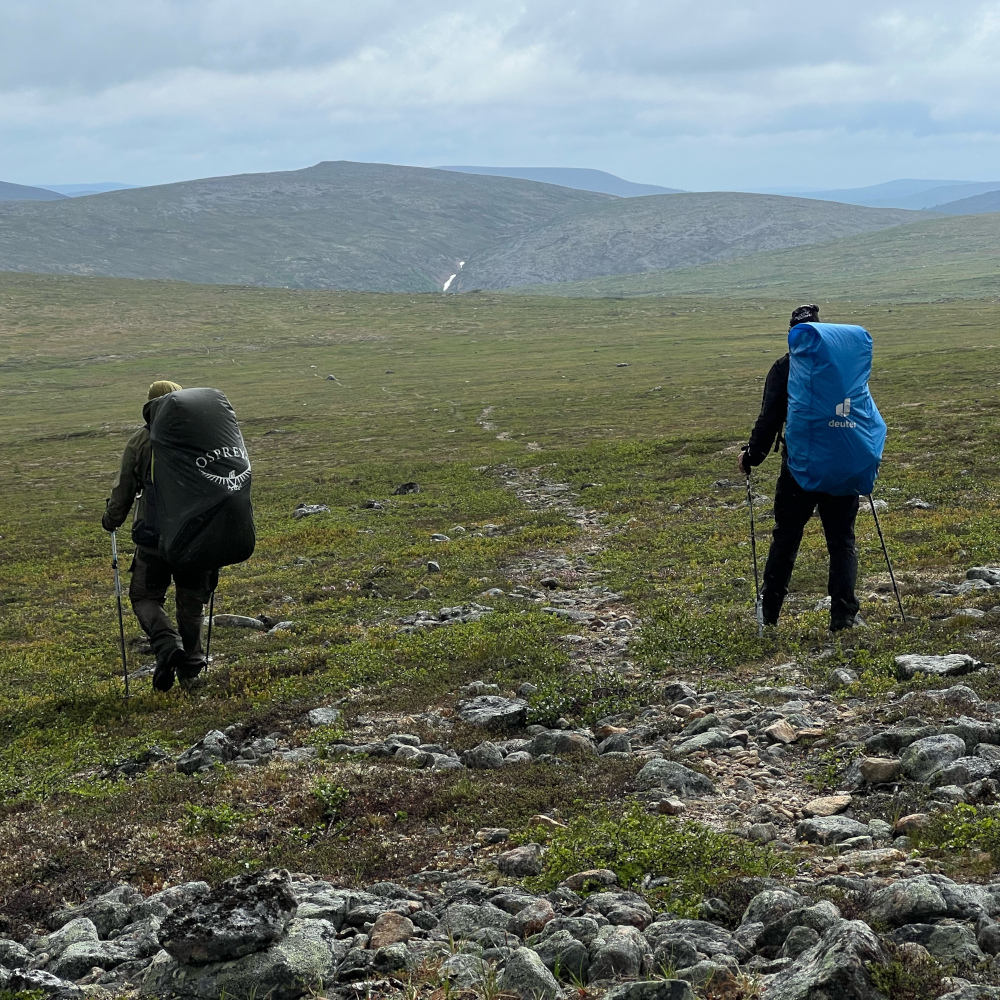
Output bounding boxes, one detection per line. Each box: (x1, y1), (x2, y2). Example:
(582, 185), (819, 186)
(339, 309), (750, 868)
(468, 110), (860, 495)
(3, 0), (1000, 190)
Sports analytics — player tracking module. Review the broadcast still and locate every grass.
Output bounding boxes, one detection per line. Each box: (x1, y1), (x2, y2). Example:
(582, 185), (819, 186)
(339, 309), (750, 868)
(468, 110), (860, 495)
(5, 271), (1000, 912)
(521, 211), (1000, 302)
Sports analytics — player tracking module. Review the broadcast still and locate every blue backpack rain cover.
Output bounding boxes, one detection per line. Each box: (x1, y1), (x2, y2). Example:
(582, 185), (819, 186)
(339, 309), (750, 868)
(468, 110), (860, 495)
(785, 323), (887, 496)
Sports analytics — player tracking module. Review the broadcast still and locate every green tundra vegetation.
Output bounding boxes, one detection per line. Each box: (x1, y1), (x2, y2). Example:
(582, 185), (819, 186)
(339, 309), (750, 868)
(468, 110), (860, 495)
(1, 270), (1000, 921)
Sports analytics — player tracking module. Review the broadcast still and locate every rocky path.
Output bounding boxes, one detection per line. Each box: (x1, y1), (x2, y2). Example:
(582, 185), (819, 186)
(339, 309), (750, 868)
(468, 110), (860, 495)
(11, 474), (1000, 999)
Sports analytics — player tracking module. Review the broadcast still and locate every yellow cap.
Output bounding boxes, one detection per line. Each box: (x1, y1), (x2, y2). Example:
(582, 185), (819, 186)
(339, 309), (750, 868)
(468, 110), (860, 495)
(148, 380), (182, 400)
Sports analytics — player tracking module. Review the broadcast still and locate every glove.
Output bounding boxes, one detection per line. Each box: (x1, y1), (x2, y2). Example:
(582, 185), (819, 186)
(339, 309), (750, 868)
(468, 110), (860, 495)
(101, 509), (118, 533)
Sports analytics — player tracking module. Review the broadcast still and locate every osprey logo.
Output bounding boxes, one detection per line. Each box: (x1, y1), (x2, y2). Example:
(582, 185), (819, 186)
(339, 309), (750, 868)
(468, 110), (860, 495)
(829, 398), (857, 429)
(195, 446), (251, 491)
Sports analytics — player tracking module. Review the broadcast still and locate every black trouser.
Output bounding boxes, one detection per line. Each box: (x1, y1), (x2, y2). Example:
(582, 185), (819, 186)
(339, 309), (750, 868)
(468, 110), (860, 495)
(129, 547), (217, 667)
(760, 466), (860, 625)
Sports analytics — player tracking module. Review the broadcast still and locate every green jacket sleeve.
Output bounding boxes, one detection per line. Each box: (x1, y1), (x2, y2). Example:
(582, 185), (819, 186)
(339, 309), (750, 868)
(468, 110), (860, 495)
(103, 428), (149, 530)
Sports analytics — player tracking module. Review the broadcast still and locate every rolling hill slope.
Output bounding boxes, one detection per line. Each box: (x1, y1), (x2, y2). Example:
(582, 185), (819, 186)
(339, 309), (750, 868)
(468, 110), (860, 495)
(0, 161), (608, 293)
(932, 190), (1000, 214)
(0, 162), (923, 292)
(0, 181), (66, 202)
(516, 212), (1000, 301)
(456, 193), (924, 290)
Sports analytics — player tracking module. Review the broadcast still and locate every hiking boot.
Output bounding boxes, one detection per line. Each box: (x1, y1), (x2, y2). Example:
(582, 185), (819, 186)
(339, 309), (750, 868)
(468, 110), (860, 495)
(831, 613), (866, 632)
(152, 647), (186, 692)
(177, 651), (207, 682)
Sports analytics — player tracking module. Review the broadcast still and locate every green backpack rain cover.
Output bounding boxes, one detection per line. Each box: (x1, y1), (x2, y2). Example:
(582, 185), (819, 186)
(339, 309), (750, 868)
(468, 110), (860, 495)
(146, 387), (255, 570)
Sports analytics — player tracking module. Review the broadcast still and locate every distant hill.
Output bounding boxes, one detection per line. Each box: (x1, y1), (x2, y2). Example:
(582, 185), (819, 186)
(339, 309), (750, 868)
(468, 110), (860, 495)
(40, 182), (137, 197)
(0, 181), (66, 202)
(0, 162), (923, 292)
(797, 179), (1000, 210)
(931, 190), (1000, 214)
(516, 212), (1000, 301)
(0, 161), (607, 292)
(457, 193), (924, 290)
(438, 166), (680, 197)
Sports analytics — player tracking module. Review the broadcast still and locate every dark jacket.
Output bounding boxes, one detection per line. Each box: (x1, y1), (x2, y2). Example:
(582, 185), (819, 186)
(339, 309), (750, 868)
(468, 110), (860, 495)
(103, 398), (160, 541)
(746, 353), (789, 467)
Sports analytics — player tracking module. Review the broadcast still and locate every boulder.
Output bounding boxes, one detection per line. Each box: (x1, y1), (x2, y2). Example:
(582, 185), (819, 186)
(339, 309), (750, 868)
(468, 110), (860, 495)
(527, 731), (598, 756)
(763, 919), (887, 1000)
(900, 734), (967, 782)
(499, 946), (560, 1000)
(455, 696), (527, 732)
(865, 877), (951, 927)
(742, 890), (805, 928)
(47, 940), (133, 980)
(859, 757), (901, 783)
(585, 891), (654, 929)
(175, 730), (239, 775)
(644, 919), (747, 966)
(439, 902), (512, 937)
(438, 953), (488, 987)
(141, 918), (344, 1000)
(509, 899), (556, 938)
(795, 815), (869, 845)
(634, 759), (715, 798)
(48, 886), (141, 938)
(306, 707), (341, 727)
(530, 928), (590, 980)
(367, 911), (414, 949)
(211, 614), (268, 629)
(888, 921), (986, 965)
(4, 968), (84, 1000)
(496, 844), (543, 877)
(802, 794), (852, 817)
(560, 869), (619, 891)
(464, 742), (505, 769)
(132, 881), (211, 921)
(0, 938), (30, 967)
(36, 917), (99, 957)
(159, 869), (298, 964)
(895, 654), (980, 679)
(588, 924), (650, 981)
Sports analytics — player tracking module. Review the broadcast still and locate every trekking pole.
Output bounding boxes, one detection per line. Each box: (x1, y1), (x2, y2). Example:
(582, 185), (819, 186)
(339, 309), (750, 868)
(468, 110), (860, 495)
(867, 495), (906, 622)
(110, 530), (130, 698)
(746, 471), (764, 636)
(205, 591), (215, 665)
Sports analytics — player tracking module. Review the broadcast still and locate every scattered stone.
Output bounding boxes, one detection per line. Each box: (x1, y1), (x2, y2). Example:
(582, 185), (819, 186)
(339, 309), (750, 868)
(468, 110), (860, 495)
(464, 742), (505, 769)
(802, 794), (852, 817)
(509, 899), (556, 938)
(455, 695), (528, 731)
(764, 720), (798, 744)
(796, 815), (870, 845)
(427, 560), (441, 573)
(499, 946), (560, 1000)
(4, 969), (84, 1000)
(393, 482), (420, 494)
(589, 924), (650, 980)
(367, 912), (414, 949)
(306, 707), (341, 727)
(292, 504), (330, 520)
(895, 653), (981, 679)
(829, 667), (858, 686)
(475, 827), (510, 843)
(176, 730), (239, 774)
(860, 757), (901, 783)
(211, 614), (269, 630)
(658, 798), (686, 816)
(496, 844), (542, 877)
(559, 869), (619, 891)
(900, 734), (967, 782)
(528, 815), (566, 830)
(430, 533), (450, 542)
(604, 982), (696, 1000)
(634, 759), (716, 798)
(894, 813), (931, 835)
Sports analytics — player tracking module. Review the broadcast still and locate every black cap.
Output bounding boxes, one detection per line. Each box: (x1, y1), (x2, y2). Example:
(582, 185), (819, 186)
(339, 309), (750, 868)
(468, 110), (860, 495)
(790, 304), (820, 327)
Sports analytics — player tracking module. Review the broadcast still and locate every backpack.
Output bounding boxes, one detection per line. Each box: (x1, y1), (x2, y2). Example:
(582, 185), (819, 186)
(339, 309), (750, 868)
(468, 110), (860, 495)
(143, 387), (256, 570)
(785, 323), (887, 496)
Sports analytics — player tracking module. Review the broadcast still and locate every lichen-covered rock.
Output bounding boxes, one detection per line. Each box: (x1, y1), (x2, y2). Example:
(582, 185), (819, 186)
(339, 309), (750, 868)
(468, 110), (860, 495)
(585, 891), (654, 929)
(132, 882), (210, 921)
(496, 843), (543, 877)
(36, 917), (99, 957)
(141, 918), (345, 1000)
(175, 730), (239, 775)
(644, 919), (747, 967)
(439, 902), (512, 937)
(864, 877), (952, 927)
(530, 928), (590, 980)
(499, 946), (559, 1000)
(455, 696), (527, 732)
(48, 885), (142, 937)
(509, 898), (555, 938)
(895, 653), (980, 679)
(367, 911), (414, 949)
(588, 924), (650, 980)
(4, 968), (84, 1000)
(463, 741), (505, 768)
(795, 815), (869, 845)
(901, 734), (969, 782)
(47, 940), (133, 980)
(887, 921), (986, 965)
(634, 759), (715, 798)
(159, 869), (298, 964)
(763, 919), (887, 1000)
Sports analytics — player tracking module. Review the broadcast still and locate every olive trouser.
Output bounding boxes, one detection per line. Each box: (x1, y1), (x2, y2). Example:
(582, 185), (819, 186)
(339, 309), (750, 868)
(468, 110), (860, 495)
(129, 547), (217, 666)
